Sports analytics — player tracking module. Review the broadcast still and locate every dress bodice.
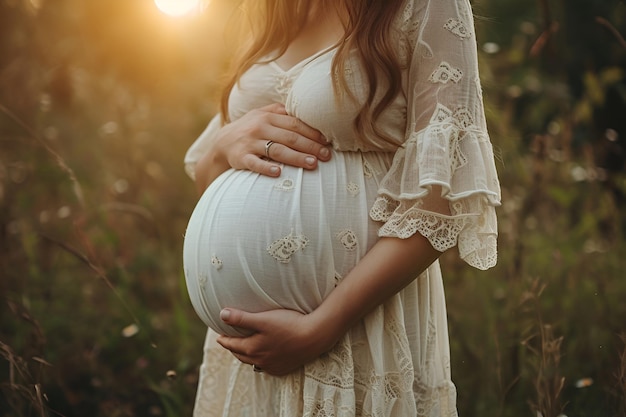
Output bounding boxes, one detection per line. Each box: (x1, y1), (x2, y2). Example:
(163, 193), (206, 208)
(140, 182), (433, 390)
(228, 48), (408, 153)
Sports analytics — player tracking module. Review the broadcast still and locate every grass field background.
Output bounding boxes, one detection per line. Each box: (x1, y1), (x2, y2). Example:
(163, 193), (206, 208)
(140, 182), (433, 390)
(1, 0), (625, 416)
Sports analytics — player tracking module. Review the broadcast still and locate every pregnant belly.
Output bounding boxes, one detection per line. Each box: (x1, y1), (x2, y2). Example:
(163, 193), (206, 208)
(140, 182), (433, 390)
(183, 151), (390, 336)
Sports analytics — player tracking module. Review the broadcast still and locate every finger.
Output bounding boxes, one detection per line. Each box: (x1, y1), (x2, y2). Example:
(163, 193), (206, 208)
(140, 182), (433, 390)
(261, 125), (332, 164)
(265, 142), (320, 170)
(229, 349), (279, 375)
(269, 113), (326, 145)
(220, 308), (263, 332)
(272, 134), (331, 162)
(218, 336), (252, 358)
(240, 153), (282, 177)
(259, 102), (288, 115)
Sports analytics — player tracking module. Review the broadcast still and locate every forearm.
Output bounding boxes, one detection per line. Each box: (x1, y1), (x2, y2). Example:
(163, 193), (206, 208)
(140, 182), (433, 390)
(214, 222), (443, 375)
(310, 233), (441, 347)
(193, 142), (231, 194)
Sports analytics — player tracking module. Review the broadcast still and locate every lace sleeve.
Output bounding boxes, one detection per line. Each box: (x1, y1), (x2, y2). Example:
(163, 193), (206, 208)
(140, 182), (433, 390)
(370, 0), (501, 270)
(184, 114), (223, 181)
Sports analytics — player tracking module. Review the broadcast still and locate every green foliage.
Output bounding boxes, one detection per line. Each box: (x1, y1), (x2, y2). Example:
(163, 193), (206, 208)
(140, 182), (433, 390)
(1, 0), (625, 416)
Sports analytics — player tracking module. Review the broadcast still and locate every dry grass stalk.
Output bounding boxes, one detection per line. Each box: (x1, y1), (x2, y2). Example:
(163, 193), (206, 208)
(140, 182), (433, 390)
(0, 340), (50, 417)
(615, 333), (626, 416)
(521, 279), (566, 417)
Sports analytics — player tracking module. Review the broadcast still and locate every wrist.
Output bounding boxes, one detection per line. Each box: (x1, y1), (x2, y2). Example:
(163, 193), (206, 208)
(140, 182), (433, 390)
(194, 136), (231, 193)
(307, 302), (352, 352)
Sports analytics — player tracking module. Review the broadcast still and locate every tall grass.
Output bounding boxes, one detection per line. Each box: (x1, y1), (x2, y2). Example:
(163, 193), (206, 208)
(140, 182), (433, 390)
(1, 0), (625, 416)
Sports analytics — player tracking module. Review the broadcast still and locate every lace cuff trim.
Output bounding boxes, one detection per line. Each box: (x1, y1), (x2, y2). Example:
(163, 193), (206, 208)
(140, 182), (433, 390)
(370, 196), (497, 270)
(371, 197), (467, 250)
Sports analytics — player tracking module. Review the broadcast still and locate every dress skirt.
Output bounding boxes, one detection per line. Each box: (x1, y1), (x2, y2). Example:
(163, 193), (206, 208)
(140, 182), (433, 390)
(191, 262), (457, 417)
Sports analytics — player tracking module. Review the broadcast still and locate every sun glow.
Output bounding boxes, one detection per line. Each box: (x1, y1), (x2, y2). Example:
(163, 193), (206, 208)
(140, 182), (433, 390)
(154, 0), (201, 17)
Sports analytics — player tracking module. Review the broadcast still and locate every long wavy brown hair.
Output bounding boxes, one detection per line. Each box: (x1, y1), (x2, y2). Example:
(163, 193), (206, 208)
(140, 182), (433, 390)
(220, 0), (406, 141)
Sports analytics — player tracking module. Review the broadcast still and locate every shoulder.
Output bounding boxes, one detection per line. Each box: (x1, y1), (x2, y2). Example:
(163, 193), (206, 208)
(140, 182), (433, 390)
(393, 0), (477, 61)
(392, 0), (423, 66)
(394, 0), (474, 34)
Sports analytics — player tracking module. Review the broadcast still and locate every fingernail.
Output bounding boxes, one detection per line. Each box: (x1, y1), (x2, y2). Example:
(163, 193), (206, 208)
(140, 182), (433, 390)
(305, 156), (316, 166)
(320, 148), (330, 158)
(220, 309), (231, 321)
(269, 166), (280, 175)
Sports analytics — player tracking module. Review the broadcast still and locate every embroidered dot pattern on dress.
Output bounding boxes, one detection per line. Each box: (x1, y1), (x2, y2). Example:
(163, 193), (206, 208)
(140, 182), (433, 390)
(274, 177), (296, 191)
(337, 229), (358, 251)
(210, 255), (223, 271)
(428, 61), (463, 84)
(346, 182), (360, 196)
(444, 18), (471, 39)
(267, 230), (309, 263)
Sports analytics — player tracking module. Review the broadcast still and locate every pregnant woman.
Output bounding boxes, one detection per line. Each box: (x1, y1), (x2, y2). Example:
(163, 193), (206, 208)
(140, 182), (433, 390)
(183, 0), (500, 415)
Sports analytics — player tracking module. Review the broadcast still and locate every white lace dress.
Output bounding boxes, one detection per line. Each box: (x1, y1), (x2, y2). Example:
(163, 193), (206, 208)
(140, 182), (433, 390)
(183, 0), (500, 415)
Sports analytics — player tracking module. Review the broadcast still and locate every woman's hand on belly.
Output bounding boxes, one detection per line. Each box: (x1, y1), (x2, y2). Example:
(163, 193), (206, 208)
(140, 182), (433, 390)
(195, 103), (332, 193)
(216, 308), (338, 376)
(216, 234), (443, 375)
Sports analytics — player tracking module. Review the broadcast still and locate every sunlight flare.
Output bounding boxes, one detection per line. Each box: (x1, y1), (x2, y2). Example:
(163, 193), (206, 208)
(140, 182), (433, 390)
(154, 0), (201, 17)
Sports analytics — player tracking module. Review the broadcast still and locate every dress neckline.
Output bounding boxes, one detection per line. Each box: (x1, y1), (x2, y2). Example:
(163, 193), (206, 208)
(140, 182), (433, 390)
(269, 44), (338, 74)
